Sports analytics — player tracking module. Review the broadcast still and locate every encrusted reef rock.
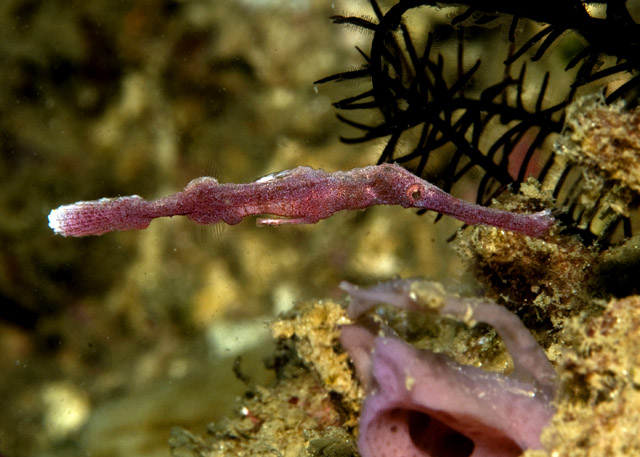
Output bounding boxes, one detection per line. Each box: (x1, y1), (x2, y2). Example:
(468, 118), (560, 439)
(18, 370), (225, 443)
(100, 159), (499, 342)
(527, 295), (640, 457)
(170, 300), (360, 457)
(454, 188), (601, 346)
(558, 95), (640, 233)
(170, 281), (640, 457)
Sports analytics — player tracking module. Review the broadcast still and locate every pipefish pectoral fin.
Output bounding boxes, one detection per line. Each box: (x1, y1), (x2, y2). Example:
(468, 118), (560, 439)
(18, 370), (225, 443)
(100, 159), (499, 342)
(256, 216), (317, 226)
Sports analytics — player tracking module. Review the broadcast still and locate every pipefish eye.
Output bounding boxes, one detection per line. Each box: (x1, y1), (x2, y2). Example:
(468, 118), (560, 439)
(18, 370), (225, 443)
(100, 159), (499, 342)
(407, 184), (424, 203)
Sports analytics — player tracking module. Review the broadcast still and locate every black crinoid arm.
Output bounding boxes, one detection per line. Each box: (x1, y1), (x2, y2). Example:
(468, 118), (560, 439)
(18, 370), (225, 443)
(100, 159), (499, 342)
(316, 0), (640, 243)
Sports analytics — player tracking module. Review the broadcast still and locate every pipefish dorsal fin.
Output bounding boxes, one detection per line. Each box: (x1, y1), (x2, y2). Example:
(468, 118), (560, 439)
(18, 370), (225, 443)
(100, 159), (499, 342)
(254, 169), (297, 183)
(184, 176), (219, 191)
(254, 166), (319, 184)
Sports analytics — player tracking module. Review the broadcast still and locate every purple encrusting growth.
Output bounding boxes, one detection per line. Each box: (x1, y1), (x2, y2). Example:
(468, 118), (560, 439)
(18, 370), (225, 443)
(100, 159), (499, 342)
(48, 164), (553, 237)
(340, 279), (556, 457)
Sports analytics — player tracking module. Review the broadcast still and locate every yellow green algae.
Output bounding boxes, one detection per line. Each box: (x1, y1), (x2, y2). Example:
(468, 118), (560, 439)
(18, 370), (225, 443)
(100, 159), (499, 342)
(0, 1), (639, 457)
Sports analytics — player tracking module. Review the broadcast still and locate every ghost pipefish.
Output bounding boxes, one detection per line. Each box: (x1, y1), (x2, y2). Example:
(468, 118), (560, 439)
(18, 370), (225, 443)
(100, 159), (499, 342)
(48, 163), (553, 237)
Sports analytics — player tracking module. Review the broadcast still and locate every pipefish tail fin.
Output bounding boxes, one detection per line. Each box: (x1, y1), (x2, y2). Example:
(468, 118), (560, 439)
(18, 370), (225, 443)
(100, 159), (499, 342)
(48, 196), (152, 237)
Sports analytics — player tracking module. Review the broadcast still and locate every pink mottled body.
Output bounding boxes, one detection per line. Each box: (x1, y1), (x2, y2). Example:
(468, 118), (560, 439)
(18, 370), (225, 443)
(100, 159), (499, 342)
(48, 163), (553, 237)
